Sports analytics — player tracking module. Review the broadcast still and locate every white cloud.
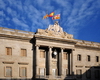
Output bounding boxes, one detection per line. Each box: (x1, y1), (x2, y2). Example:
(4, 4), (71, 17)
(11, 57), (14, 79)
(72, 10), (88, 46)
(0, 0), (100, 38)
(0, 0), (6, 10)
(0, 11), (5, 17)
(12, 18), (29, 31)
(62, 0), (99, 38)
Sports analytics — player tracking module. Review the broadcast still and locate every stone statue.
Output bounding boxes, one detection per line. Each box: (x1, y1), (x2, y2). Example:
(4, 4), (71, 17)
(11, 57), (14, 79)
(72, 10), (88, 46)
(36, 21), (73, 39)
(47, 21), (63, 33)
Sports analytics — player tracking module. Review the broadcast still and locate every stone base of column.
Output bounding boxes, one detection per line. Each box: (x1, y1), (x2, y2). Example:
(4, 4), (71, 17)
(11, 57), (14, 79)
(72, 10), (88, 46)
(48, 74), (52, 78)
(61, 74), (65, 78)
(35, 75), (40, 78)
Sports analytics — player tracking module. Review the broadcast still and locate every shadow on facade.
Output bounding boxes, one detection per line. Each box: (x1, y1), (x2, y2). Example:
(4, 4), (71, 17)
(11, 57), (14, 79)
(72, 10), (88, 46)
(64, 65), (100, 80)
(30, 39), (100, 80)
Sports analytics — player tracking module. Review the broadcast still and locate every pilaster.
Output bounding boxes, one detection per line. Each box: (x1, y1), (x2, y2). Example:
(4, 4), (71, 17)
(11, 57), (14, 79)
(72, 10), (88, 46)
(48, 46), (52, 77)
(35, 45), (40, 78)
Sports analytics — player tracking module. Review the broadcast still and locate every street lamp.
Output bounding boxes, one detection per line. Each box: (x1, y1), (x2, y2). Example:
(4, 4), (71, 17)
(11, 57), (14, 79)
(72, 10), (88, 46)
(53, 49), (57, 55)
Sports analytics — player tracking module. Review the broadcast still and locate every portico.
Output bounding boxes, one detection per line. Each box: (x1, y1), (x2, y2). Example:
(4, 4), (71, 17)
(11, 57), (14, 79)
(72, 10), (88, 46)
(32, 21), (76, 79)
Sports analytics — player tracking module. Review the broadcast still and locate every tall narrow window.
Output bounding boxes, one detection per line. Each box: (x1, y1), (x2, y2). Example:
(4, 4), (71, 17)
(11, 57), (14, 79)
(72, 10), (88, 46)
(63, 53), (67, 60)
(21, 49), (27, 57)
(96, 56), (99, 62)
(76, 69), (82, 78)
(5, 66), (12, 77)
(86, 70), (91, 78)
(40, 50), (45, 58)
(95, 70), (99, 79)
(77, 54), (81, 61)
(87, 55), (90, 61)
(66, 69), (68, 76)
(6, 47), (12, 55)
(19, 67), (27, 77)
(39, 68), (45, 76)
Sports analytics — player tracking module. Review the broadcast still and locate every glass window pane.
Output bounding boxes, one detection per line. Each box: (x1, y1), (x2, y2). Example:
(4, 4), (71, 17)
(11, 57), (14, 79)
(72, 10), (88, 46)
(6, 67), (12, 77)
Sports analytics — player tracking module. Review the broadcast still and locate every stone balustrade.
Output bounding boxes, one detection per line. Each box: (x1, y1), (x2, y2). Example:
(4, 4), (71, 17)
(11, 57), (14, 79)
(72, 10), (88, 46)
(0, 27), (34, 38)
(75, 39), (100, 48)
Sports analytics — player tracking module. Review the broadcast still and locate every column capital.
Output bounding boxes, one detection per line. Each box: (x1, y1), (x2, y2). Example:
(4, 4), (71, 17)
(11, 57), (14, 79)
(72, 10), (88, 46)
(61, 48), (64, 50)
(72, 49), (75, 51)
(67, 49), (73, 53)
(35, 45), (40, 47)
(48, 46), (53, 48)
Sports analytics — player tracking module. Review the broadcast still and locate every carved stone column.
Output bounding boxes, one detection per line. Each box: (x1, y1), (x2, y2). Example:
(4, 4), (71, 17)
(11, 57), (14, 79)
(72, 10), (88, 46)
(36, 45), (40, 78)
(61, 48), (63, 76)
(67, 49), (72, 76)
(59, 48), (63, 76)
(48, 47), (52, 76)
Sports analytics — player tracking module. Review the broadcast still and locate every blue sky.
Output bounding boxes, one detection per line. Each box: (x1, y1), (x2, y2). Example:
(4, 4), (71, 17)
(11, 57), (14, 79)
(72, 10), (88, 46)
(0, 0), (100, 43)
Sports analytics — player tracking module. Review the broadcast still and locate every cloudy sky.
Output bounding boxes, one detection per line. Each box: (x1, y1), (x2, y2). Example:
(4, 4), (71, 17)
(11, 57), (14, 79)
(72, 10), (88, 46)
(0, 0), (100, 42)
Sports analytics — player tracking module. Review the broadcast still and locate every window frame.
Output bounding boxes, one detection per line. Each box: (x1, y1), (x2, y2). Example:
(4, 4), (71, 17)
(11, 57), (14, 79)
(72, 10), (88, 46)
(5, 66), (12, 77)
(19, 67), (27, 77)
(63, 52), (67, 60)
(40, 49), (45, 58)
(86, 70), (91, 79)
(77, 54), (81, 61)
(6, 47), (12, 55)
(95, 70), (99, 79)
(76, 69), (82, 78)
(87, 55), (91, 62)
(96, 56), (99, 62)
(21, 49), (27, 57)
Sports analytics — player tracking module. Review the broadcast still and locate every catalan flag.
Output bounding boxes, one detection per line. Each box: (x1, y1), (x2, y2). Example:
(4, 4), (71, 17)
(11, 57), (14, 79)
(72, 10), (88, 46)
(52, 14), (60, 20)
(49, 12), (54, 17)
(43, 14), (49, 19)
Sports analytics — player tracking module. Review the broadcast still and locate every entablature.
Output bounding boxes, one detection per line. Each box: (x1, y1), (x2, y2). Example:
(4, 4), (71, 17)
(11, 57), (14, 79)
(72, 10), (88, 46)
(75, 39), (100, 50)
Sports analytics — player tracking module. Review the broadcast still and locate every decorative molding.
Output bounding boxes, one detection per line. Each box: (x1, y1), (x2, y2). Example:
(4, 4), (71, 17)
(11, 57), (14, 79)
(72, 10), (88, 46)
(76, 65), (83, 67)
(18, 62), (29, 65)
(85, 66), (91, 68)
(35, 22), (73, 39)
(2, 61), (14, 64)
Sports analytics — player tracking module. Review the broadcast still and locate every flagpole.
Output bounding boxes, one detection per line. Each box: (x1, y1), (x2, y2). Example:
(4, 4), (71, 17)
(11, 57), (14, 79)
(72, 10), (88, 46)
(46, 10), (49, 28)
(59, 12), (61, 26)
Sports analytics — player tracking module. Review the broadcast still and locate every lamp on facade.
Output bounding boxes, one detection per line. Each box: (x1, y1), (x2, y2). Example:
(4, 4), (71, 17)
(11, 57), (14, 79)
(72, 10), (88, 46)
(53, 49), (57, 55)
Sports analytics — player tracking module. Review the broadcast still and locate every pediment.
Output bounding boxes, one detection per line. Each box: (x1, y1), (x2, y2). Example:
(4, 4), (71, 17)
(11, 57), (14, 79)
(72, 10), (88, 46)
(36, 21), (73, 39)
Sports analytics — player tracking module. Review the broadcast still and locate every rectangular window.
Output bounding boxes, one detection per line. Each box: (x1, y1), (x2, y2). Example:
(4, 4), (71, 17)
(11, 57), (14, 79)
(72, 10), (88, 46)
(87, 55), (91, 61)
(5, 66), (12, 77)
(76, 69), (82, 78)
(21, 49), (27, 57)
(66, 69), (68, 76)
(95, 70), (99, 79)
(96, 56), (99, 62)
(63, 53), (67, 60)
(6, 47), (12, 55)
(19, 67), (27, 77)
(40, 50), (45, 58)
(39, 68), (45, 76)
(77, 54), (81, 61)
(86, 70), (91, 78)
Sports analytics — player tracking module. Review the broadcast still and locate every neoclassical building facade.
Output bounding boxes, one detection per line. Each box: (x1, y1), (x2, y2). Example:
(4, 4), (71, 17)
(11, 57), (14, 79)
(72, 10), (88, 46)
(0, 22), (100, 80)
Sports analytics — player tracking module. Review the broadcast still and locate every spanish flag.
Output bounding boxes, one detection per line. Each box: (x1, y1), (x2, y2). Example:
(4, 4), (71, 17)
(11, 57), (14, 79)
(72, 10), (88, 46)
(52, 14), (60, 20)
(43, 14), (49, 19)
(49, 12), (54, 17)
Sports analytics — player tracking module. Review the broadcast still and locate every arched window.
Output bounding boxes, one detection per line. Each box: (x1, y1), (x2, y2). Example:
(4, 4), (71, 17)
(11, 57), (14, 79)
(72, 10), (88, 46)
(87, 55), (90, 61)
(77, 54), (81, 61)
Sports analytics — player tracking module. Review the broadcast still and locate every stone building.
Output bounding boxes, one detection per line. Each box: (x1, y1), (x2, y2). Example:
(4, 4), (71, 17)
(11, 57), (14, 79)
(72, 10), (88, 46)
(0, 22), (100, 80)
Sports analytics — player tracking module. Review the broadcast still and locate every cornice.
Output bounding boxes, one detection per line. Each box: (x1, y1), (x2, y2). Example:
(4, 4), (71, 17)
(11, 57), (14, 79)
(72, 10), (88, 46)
(0, 33), (32, 41)
(75, 39), (100, 50)
(34, 34), (77, 44)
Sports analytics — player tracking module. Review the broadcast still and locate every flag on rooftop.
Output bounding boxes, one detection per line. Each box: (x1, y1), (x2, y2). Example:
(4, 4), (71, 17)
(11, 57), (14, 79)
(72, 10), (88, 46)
(49, 12), (54, 17)
(52, 14), (60, 20)
(43, 14), (49, 19)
